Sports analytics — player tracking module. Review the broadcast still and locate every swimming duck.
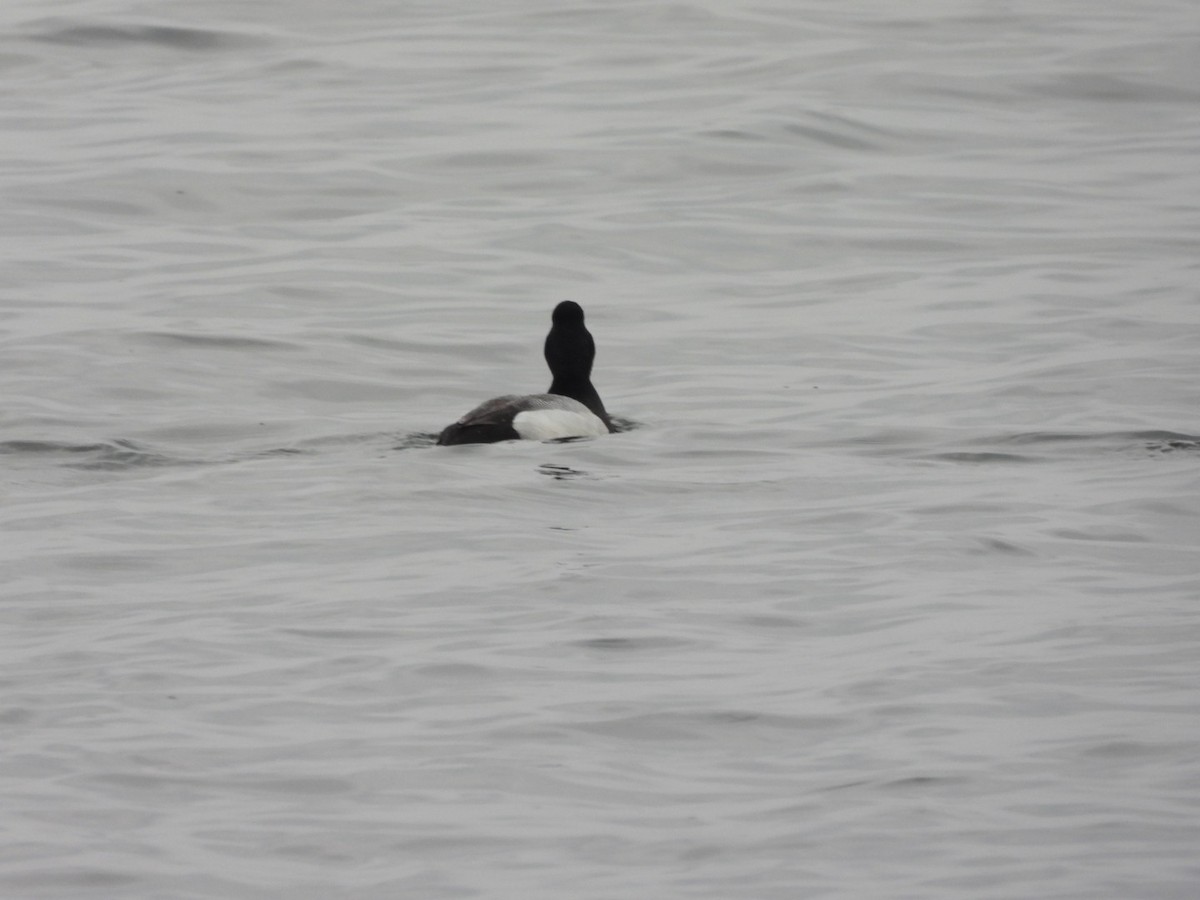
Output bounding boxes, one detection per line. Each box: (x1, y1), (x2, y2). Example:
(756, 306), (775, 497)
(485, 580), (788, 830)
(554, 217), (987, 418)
(436, 301), (615, 445)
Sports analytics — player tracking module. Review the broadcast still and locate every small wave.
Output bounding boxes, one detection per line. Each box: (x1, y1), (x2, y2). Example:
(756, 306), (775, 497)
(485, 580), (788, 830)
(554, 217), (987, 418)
(992, 430), (1194, 445)
(784, 120), (886, 153)
(701, 111), (896, 153)
(924, 451), (1037, 465)
(573, 636), (694, 652)
(609, 416), (639, 433)
(1031, 73), (1200, 105)
(1140, 434), (1200, 454)
(29, 21), (263, 52)
(991, 430), (1200, 455)
(537, 463), (589, 480)
(394, 432), (438, 450)
(871, 429), (1200, 463)
(0, 438), (186, 470)
(137, 331), (298, 352)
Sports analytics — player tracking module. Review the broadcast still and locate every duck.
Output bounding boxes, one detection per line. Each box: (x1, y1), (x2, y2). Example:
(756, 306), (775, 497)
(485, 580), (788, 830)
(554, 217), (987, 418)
(436, 301), (615, 445)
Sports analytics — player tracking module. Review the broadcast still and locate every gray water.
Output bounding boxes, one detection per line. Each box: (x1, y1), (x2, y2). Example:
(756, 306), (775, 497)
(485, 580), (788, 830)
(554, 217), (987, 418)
(2, 1), (1199, 897)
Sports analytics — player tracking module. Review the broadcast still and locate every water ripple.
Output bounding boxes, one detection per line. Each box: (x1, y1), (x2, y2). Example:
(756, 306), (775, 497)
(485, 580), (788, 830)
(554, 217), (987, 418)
(27, 21), (265, 52)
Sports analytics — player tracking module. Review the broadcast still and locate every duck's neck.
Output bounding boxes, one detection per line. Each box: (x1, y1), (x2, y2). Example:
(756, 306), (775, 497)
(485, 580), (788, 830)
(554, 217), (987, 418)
(544, 317), (612, 429)
(548, 373), (609, 424)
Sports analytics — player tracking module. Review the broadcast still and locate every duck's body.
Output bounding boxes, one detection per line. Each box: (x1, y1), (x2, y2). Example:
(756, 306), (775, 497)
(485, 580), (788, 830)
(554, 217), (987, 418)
(436, 393), (609, 445)
(437, 301), (614, 446)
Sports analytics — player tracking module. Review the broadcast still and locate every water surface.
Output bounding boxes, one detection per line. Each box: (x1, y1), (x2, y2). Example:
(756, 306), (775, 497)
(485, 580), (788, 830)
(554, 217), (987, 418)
(2, 1), (1199, 897)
